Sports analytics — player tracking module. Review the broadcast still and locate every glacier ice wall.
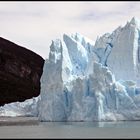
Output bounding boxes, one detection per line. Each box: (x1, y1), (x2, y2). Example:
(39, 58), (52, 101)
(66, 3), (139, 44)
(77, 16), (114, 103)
(0, 96), (40, 117)
(38, 31), (140, 121)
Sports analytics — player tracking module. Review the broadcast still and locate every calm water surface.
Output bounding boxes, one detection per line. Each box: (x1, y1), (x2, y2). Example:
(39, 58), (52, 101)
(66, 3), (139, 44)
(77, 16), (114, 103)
(41, 120), (140, 128)
(0, 120), (140, 138)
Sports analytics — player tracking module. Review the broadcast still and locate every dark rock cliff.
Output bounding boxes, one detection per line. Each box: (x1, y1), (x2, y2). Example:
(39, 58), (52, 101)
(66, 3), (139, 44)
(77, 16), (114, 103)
(0, 37), (44, 106)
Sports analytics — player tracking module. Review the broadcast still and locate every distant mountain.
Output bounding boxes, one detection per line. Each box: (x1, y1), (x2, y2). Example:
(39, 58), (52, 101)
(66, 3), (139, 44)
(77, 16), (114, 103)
(0, 37), (44, 106)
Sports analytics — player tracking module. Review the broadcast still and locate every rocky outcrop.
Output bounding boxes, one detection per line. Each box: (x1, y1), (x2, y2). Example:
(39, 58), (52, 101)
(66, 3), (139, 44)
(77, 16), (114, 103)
(0, 37), (44, 106)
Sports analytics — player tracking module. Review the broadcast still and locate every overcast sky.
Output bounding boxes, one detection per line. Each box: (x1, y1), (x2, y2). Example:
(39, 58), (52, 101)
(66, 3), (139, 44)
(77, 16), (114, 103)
(0, 1), (140, 59)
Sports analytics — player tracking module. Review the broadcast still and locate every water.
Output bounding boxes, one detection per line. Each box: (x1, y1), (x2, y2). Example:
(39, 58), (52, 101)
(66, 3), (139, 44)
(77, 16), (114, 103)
(41, 121), (140, 128)
(0, 120), (140, 138)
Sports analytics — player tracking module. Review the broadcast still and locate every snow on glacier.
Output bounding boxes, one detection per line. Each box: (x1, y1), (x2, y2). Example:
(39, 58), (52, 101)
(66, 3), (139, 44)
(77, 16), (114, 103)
(1, 17), (140, 122)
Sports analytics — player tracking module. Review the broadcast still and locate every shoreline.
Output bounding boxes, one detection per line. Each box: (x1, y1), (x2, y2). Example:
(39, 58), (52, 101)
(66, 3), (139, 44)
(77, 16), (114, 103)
(0, 116), (39, 126)
(1, 116), (140, 126)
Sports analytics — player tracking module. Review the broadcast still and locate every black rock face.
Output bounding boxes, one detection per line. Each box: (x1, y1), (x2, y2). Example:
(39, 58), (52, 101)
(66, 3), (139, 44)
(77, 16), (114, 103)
(0, 37), (44, 106)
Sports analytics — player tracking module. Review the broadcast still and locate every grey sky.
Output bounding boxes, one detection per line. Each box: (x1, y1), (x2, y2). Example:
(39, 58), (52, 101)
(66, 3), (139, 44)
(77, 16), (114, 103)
(0, 1), (140, 59)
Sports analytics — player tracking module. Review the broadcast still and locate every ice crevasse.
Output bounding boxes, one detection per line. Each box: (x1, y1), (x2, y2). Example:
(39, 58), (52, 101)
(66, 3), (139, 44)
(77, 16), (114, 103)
(1, 17), (140, 121)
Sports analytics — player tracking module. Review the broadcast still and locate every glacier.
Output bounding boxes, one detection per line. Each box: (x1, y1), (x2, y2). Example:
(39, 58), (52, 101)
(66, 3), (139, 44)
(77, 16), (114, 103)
(38, 30), (140, 121)
(0, 96), (40, 117)
(95, 17), (140, 85)
(1, 17), (140, 122)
